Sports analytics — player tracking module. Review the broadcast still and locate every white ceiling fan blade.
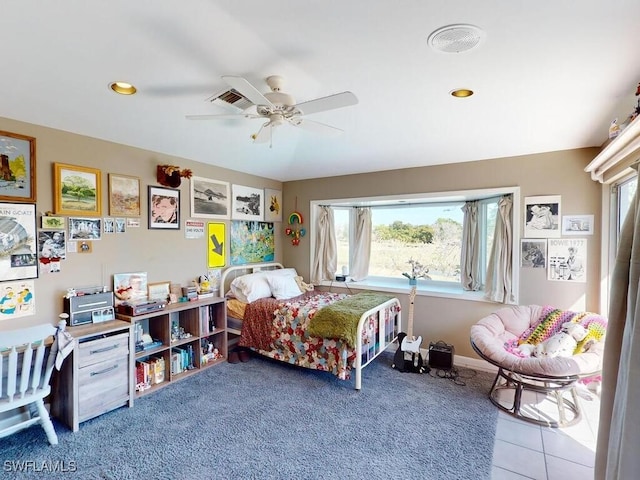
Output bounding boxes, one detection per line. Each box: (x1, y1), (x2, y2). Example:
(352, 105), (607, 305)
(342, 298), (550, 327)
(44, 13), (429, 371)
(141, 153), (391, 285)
(221, 76), (274, 107)
(252, 122), (272, 143)
(294, 91), (358, 116)
(289, 117), (344, 136)
(185, 113), (259, 120)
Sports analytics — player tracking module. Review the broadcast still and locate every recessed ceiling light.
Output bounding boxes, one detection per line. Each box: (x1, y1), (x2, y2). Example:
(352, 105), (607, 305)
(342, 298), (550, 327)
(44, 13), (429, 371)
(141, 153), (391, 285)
(428, 24), (485, 54)
(450, 89), (474, 98)
(109, 82), (137, 95)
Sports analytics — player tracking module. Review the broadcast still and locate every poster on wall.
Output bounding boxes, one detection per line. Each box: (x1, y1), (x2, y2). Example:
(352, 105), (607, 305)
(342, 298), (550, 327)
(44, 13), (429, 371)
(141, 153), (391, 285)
(207, 222), (226, 268)
(231, 184), (264, 221)
(547, 238), (587, 282)
(521, 239), (546, 268)
(0, 202), (38, 282)
(524, 195), (561, 238)
(0, 279), (35, 320)
(264, 188), (282, 222)
(230, 221), (275, 265)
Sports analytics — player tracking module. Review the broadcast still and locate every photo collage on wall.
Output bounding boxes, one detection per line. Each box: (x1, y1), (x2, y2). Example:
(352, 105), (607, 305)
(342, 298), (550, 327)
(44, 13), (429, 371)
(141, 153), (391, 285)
(521, 195), (593, 282)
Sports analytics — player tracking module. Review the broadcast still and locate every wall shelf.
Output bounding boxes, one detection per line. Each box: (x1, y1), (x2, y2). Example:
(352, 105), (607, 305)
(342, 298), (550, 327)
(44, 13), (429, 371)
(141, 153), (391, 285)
(585, 115), (640, 184)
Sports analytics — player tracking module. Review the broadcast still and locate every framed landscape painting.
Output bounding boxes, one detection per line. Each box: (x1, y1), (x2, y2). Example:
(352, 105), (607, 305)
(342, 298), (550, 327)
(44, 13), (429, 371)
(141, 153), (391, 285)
(190, 176), (230, 219)
(53, 163), (102, 216)
(108, 173), (141, 217)
(0, 131), (36, 203)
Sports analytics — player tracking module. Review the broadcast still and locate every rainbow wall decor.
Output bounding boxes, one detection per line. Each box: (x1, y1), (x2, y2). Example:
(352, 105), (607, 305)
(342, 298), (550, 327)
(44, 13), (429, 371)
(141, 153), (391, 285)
(285, 211), (306, 246)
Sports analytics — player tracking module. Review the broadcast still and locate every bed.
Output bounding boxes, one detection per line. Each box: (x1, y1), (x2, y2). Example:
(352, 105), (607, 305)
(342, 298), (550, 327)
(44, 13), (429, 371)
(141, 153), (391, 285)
(221, 263), (402, 390)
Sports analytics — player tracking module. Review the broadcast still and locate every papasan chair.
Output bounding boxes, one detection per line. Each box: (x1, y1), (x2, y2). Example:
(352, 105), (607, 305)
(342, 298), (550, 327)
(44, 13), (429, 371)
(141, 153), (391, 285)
(470, 305), (606, 427)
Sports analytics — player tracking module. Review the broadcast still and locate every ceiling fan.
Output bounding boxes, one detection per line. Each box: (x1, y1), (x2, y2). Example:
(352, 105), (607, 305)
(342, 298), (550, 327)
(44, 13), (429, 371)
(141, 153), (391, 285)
(186, 75), (358, 144)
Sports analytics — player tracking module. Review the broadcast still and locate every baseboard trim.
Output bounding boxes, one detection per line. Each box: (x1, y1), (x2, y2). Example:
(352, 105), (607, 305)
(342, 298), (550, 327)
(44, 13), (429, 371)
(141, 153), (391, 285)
(416, 347), (498, 374)
(454, 354), (498, 374)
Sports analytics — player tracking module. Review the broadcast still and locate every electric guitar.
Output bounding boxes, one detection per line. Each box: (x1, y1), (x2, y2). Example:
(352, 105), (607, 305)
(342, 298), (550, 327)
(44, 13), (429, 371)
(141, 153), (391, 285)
(392, 285), (426, 373)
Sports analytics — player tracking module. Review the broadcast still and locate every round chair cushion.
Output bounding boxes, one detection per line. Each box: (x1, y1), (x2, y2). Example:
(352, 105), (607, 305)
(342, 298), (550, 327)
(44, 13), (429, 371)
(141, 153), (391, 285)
(470, 305), (604, 377)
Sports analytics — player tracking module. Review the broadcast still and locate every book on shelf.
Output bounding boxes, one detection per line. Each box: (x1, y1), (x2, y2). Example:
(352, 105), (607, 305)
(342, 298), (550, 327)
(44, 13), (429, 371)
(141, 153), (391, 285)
(136, 361), (151, 391)
(170, 352), (183, 375)
(198, 291), (215, 300)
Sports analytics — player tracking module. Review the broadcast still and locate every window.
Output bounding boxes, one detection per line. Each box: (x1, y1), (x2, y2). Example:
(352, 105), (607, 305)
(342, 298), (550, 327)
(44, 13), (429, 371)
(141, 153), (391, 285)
(311, 187), (519, 300)
(616, 176), (637, 244)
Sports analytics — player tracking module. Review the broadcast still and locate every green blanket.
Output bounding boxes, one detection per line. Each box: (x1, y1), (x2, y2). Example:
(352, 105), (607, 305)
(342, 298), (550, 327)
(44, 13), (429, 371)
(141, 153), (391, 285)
(308, 292), (395, 347)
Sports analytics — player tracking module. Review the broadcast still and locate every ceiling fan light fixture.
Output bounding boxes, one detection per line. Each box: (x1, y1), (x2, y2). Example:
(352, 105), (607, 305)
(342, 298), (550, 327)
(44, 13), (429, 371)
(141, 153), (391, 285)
(450, 88), (474, 98)
(109, 81), (137, 95)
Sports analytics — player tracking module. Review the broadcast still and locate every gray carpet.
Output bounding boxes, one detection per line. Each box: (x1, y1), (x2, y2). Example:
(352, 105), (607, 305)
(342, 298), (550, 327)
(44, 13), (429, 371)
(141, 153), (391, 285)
(0, 351), (498, 479)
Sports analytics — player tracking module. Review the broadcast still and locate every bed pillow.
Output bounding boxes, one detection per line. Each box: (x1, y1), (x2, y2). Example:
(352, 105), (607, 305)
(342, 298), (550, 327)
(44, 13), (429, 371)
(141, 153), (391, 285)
(266, 274), (303, 300)
(226, 298), (247, 319)
(230, 273), (272, 303)
(264, 268), (298, 278)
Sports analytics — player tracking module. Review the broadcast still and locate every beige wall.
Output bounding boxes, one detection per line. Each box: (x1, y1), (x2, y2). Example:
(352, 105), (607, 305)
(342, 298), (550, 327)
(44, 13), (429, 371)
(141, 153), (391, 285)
(0, 114), (605, 361)
(0, 116), (282, 332)
(282, 148), (603, 358)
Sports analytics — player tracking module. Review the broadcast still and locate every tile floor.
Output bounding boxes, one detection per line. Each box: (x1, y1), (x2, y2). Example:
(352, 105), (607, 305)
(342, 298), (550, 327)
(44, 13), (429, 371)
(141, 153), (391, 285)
(490, 386), (600, 479)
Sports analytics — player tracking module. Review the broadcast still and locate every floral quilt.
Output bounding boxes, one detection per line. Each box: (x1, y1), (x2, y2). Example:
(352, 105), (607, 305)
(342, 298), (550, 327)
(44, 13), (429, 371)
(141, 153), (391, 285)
(239, 291), (396, 381)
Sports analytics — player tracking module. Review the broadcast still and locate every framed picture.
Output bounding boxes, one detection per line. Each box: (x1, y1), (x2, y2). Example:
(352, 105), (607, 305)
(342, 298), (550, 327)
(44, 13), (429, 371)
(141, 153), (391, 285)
(68, 217), (102, 240)
(54, 163), (102, 216)
(520, 239), (546, 268)
(38, 230), (66, 260)
(148, 281), (170, 302)
(149, 186), (180, 229)
(113, 272), (148, 305)
(0, 131), (36, 203)
(524, 195), (561, 238)
(41, 215), (65, 230)
(108, 173), (141, 217)
(548, 238), (587, 282)
(190, 176), (230, 219)
(264, 188), (282, 222)
(0, 279), (35, 320)
(231, 184), (264, 221)
(562, 214), (594, 235)
(115, 218), (126, 233)
(0, 202), (38, 281)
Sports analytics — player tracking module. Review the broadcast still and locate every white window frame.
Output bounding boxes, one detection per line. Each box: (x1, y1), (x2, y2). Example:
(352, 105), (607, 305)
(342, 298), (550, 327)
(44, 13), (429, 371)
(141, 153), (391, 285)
(310, 187), (520, 303)
(601, 172), (638, 314)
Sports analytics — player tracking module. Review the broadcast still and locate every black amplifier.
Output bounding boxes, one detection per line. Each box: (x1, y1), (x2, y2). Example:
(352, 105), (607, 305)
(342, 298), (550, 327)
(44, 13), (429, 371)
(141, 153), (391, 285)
(428, 340), (455, 370)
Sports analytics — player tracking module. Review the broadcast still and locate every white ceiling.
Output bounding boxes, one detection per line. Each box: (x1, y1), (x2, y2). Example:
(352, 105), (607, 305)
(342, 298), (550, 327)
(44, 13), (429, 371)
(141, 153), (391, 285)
(2, 1), (639, 182)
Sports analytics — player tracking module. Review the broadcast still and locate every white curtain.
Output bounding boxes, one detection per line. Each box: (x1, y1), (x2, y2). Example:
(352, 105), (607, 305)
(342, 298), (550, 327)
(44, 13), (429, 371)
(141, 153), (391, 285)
(595, 172), (640, 479)
(350, 207), (371, 281)
(310, 206), (337, 284)
(460, 201), (481, 291)
(484, 195), (515, 304)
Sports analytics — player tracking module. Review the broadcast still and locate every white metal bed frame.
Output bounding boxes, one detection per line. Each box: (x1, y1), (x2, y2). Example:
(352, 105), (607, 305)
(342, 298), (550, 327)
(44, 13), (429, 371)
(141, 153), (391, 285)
(220, 263), (402, 390)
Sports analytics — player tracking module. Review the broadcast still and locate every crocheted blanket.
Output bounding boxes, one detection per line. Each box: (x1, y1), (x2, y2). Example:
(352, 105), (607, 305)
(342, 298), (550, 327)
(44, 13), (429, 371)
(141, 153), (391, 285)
(308, 292), (395, 347)
(517, 305), (607, 355)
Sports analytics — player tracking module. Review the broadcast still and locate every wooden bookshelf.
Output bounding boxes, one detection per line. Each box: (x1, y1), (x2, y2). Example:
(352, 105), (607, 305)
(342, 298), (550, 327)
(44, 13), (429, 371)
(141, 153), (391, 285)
(115, 297), (227, 397)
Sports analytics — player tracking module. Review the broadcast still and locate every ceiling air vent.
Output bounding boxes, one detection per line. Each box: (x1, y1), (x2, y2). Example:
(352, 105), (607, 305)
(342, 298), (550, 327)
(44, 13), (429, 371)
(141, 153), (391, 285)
(207, 88), (254, 112)
(428, 24), (485, 53)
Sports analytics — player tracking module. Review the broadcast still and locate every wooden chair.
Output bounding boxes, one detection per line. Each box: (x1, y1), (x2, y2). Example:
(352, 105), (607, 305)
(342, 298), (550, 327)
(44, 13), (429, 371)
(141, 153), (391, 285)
(0, 321), (68, 445)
